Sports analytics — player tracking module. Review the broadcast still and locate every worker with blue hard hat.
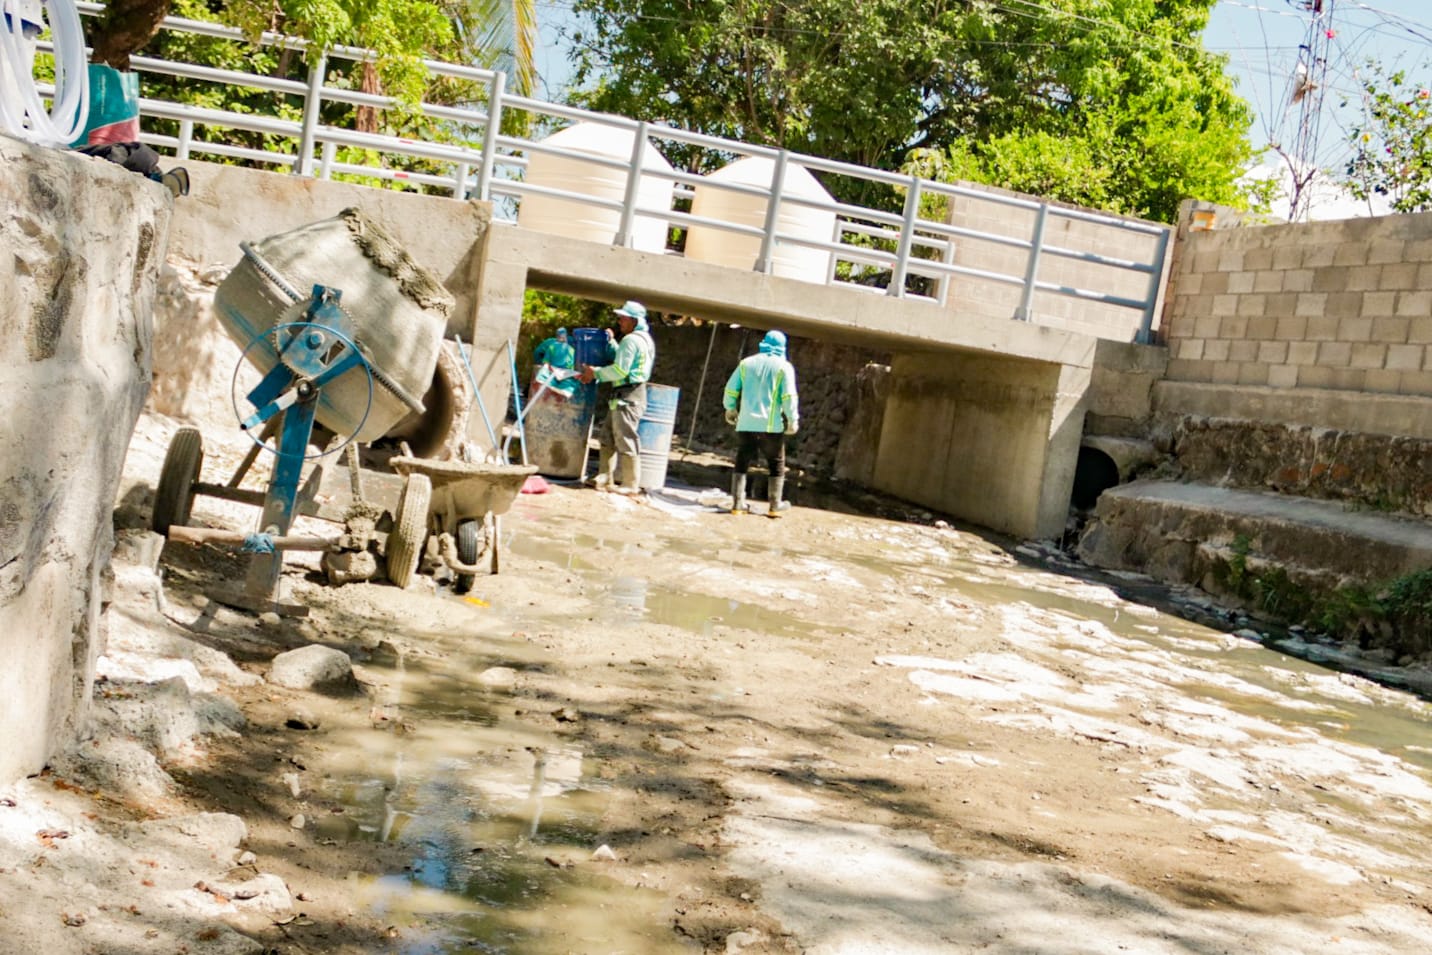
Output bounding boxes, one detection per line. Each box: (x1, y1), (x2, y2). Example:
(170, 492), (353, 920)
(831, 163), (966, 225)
(579, 301), (656, 494)
(723, 329), (799, 517)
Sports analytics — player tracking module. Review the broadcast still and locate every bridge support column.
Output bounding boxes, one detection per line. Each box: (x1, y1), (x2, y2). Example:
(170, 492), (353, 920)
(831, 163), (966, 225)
(872, 351), (1089, 540)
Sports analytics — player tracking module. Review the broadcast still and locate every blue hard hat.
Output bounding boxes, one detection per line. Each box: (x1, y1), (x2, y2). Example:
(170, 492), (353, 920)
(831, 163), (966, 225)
(758, 330), (787, 355)
(614, 300), (647, 321)
(556, 327), (568, 339)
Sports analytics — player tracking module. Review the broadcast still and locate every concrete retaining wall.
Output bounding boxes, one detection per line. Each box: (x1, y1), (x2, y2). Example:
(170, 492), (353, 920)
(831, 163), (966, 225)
(0, 134), (172, 783)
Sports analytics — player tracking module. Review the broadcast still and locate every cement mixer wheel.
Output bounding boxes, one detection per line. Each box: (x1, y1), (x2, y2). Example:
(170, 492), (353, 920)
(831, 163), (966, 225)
(454, 518), (482, 594)
(386, 473), (431, 590)
(152, 427), (204, 535)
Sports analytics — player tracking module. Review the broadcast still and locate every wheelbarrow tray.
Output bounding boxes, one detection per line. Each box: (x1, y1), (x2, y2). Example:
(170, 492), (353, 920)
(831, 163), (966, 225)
(388, 455), (537, 524)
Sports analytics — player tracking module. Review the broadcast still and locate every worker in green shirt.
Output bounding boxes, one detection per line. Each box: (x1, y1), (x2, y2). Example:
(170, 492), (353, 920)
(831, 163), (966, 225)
(579, 301), (655, 495)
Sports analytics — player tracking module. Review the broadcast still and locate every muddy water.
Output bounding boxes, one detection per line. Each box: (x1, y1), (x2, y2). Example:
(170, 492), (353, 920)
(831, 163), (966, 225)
(313, 506), (1432, 952)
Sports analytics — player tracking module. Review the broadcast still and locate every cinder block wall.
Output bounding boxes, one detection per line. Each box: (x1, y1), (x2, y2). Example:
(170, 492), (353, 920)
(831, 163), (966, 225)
(944, 182), (1168, 343)
(1162, 210), (1432, 398)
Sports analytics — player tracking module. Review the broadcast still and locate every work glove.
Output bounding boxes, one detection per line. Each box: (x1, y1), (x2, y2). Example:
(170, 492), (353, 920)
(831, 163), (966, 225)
(784, 417), (798, 436)
(724, 409), (739, 426)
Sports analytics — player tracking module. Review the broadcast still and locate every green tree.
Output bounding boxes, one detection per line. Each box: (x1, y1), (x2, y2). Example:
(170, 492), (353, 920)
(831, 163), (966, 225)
(1343, 64), (1432, 214)
(569, 0), (1256, 221)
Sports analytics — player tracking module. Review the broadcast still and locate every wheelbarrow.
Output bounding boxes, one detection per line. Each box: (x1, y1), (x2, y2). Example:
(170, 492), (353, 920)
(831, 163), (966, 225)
(386, 455), (538, 593)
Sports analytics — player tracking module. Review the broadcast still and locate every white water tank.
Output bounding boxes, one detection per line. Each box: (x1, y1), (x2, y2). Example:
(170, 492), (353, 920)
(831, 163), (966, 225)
(517, 122), (675, 253)
(685, 157), (835, 283)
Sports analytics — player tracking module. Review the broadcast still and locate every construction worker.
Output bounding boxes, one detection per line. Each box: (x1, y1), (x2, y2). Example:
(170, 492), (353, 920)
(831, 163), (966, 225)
(531, 327), (578, 398)
(723, 329), (799, 517)
(579, 301), (655, 494)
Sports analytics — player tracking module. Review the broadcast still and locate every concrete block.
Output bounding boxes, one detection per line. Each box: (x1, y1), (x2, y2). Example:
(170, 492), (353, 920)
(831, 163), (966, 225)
(1247, 315), (1278, 339)
(1193, 314), (1221, 338)
(1229, 339), (1259, 362)
(1363, 290), (1397, 317)
(1405, 238), (1432, 262)
(1296, 292), (1329, 317)
(1201, 271), (1231, 295)
(1336, 316), (1374, 342)
(1387, 344), (1426, 371)
(1306, 315), (1340, 341)
(1365, 368), (1403, 393)
(1348, 264), (1383, 291)
(1326, 290), (1365, 319)
(1272, 245), (1303, 271)
(1397, 291), (1432, 317)
(1301, 244), (1337, 269)
(1410, 317), (1432, 344)
(1403, 370), (1432, 395)
(1275, 316), (1308, 340)
(1266, 291), (1298, 317)
(1216, 249), (1245, 272)
(1243, 247), (1274, 271)
(1257, 341), (1289, 364)
(1350, 343), (1388, 369)
(1282, 269), (1314, 292)
(1166, 357), (1212, 382)
(1210, 360), (1240, 384)
(1372, 316), (1411, 344)
(1220, 315), (1250, 339)
(1288, 341), (1319, 365)
(1381, 262), (1418, 288)
(1298, 364), (1336, 388)
(1253, 270), (1282, 293)
(1212, 293), (1239, 316)
(1236, 362), (1269, 386)
(1368, 239), (1407, 265)
(1176, 338), (1205, 360)
(1333, 244), (1368, 267)
(1319, 341), (1353, 364)
(1237, 294), (1269, 318)
(1268, 364), (1299, 388)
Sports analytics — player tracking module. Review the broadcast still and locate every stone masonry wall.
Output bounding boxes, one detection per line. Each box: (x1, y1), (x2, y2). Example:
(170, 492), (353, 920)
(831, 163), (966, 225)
(0, 135), (172, 783)
(1162, 209), (1432, 398)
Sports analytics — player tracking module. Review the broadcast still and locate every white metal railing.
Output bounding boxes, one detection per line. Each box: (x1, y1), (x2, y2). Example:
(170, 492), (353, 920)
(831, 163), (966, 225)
(57, 4), (1173, 343)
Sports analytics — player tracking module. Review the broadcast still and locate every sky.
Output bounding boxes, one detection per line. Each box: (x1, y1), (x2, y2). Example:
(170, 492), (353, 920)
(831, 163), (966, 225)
(528, 1), (1432, 218)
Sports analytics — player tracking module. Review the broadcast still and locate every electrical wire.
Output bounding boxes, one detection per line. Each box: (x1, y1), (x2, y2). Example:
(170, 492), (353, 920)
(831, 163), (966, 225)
(0, 0), (88, 145)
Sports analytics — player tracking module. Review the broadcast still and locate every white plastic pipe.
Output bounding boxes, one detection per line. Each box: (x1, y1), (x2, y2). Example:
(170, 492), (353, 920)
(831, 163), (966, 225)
(0, 0), (89, 146)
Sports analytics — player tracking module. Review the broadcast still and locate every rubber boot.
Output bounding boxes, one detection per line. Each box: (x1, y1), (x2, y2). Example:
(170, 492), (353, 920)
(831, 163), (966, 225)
(767, 475), (789, 519)
(613, 454), (641, 495)
(730, 473), (747, 514)
(591, 447), (615, 489)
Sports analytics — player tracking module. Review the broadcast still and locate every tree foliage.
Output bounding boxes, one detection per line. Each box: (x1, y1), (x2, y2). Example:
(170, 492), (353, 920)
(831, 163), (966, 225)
(569, 0), (1257, 221)
(1343, 63), (1432, 214)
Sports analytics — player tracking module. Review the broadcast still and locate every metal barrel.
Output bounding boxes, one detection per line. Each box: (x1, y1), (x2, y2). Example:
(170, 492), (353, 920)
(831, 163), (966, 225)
(636, 384), (680, 491)
(523, 385), (597, 479)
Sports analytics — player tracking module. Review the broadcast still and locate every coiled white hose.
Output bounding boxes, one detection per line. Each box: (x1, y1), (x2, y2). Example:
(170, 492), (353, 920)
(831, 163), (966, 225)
(0, 0), (88, 146)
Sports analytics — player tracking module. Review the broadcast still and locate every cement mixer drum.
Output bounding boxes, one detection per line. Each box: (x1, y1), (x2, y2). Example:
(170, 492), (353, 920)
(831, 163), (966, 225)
(213, 208), (455, 444)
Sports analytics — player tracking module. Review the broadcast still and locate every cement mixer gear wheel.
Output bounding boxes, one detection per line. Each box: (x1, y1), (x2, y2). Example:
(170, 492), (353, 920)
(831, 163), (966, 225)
(231, 318), (375, 461)
(152, 426), (204, 535)
(386, 473), (431, 590)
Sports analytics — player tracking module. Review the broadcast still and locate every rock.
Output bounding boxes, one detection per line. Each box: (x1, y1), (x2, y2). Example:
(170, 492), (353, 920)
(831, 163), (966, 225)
(726, 929), (767, 953)
(237, 850), (257, 866)
(259, 612), (283, 630)
(477, 666), (518, 688)
(268, 645), (360, 693)
(889, 744), (921, 758)
(323, 549), (378, 585)
(289, 813), (306, 830)
(592, 844), (618, 861)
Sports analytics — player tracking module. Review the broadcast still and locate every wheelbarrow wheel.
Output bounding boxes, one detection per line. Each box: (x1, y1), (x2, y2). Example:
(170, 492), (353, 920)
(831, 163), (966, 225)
(454, 519), (482, 594)
(152, 427), (204, 535)
(387, 473), (431, 590)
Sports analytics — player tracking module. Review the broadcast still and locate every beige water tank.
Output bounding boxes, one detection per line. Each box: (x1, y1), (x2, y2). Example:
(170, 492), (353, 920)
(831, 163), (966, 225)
(685, 157), (835, 282)
(517, 122), (675, 253)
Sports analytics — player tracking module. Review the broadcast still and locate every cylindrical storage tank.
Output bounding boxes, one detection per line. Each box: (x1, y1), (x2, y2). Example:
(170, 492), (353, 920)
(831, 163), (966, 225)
(636, 384), (680, 491)
(517, 123), (675, 253)
(685, 157), (835, 283)
(524, 386), (598, 479)
(571, 327), (611, 368)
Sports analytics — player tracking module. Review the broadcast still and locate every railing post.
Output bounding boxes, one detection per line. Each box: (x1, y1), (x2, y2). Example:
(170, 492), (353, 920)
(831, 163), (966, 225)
(453, 161), (470, 199)
(318, 140), (337, 179)
(177, 119), (193, 161)
(1014, 203), (1049, 321)
(754, 150), (789, 273)
(295, 51), (327, 177)
(476, 71), (505, 201)
(1136, 227), (1173, 344)
(886, 175), (921, 298)
(613, 120), (648, 247)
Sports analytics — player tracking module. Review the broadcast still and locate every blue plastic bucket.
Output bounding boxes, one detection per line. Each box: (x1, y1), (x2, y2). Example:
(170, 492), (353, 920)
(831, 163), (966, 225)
(636, 384), (680, 490)
(524, 385), (597, 478)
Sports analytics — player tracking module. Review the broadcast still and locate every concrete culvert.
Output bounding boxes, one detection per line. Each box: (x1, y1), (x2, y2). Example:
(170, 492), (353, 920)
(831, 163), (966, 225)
(1072, 446), (1120, 510)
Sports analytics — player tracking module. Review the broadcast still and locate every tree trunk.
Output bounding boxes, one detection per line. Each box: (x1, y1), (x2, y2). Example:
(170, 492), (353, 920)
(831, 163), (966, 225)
(356, 62), (381, 134)
(88, 0), (172, 71)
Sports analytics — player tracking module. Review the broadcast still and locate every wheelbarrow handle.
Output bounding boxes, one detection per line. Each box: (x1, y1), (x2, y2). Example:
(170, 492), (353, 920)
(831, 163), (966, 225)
(167, 525), (342, 552)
